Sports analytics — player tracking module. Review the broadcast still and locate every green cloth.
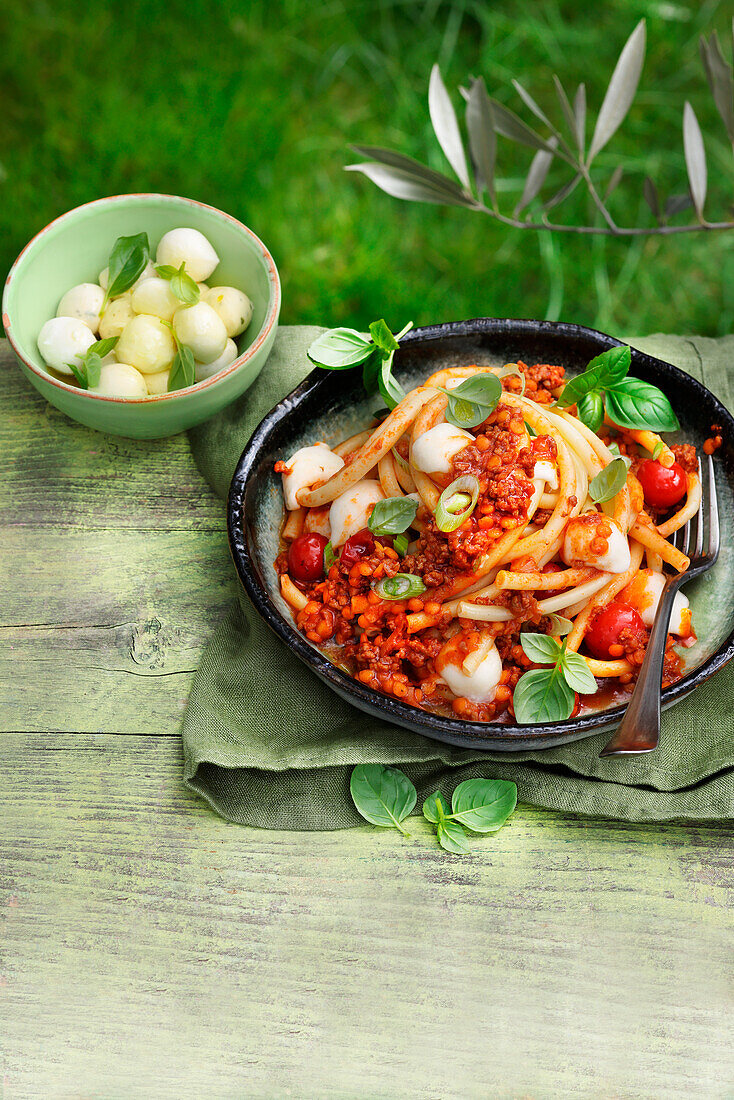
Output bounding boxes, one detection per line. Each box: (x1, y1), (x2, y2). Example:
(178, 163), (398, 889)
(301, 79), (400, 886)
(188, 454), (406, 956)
(183, 327), (734, 827)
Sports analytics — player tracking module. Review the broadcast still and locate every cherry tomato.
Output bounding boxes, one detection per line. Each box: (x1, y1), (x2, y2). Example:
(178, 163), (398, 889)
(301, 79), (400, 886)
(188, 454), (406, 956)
(584, 601), (646, 661)
(288, 533), (328, 583)
(340, 528), (375, 569)
(637, 459), (687, 510)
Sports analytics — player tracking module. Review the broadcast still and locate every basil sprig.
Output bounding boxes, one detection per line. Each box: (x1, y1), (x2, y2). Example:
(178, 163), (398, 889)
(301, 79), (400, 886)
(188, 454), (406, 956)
(68, 336), (119, 389)
(436, 372), (502, 429)
(368, 495), (418, 537)
(161, 320), (196, 392)
(103, 233), (150, 305)
(513, 632), (597, 724)
(350, 765), (518, 855)
(588, 456), (628, 503)
(307, 319), (413, 411)
(156, 262), (200, 305)
(557, 345), (679, 434)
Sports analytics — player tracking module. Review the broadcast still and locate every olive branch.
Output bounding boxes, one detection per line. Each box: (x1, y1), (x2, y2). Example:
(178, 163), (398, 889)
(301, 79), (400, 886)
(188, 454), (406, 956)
(346, 20), (734, 238)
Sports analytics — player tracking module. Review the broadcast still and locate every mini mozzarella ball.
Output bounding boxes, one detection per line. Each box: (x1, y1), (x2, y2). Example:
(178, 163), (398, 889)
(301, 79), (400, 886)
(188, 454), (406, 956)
(56, 283), (105, 334)
(304, 506), (332, 539)
(533, 459), (559, 491)
(99, 260), (156, 294)
(99, 296), (134, 341)
(561, 514), (631, 574)
(156, 228), (219, 282)
(620, 569), (692, 637)
(202, 286), (253, 337)
(116, 314), (176, 374)
(173, 302), (227, 364)
(329, 479), (386, 547)
(37, 316), (95, 374)
(282, 444), (345, 511)
(145, 370), (170, 396)
(194, 338), (238, 383)
(89, 362), (148, 399)
(411, 423), (474, 475)
(131, 277), (180, 321)
(436, 635), (503, 702)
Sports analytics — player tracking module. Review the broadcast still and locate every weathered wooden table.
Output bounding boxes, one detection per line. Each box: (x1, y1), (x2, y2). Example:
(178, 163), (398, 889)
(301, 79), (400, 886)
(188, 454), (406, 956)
(1, 348), (732, 1098)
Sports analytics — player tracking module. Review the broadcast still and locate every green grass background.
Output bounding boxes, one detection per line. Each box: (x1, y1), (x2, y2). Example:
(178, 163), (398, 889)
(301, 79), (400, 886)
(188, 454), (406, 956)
(1, 0), (732, 336)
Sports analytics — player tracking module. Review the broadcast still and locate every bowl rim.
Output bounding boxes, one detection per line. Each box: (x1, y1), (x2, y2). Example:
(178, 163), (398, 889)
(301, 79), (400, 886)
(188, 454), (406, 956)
(227, 317), (734, 751)
(2, 192), (281, 404)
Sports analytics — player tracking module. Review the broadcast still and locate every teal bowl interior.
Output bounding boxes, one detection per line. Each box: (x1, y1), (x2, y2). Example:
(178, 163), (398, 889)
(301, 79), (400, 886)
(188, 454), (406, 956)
(2, 194), (280, 439)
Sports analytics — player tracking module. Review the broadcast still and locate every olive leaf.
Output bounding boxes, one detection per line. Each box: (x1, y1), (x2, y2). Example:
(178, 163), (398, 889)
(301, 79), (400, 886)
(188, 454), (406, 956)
(465, 76), (496, 202)
(515, 138), (557, 216)
(553, 75), (578, 149)
(643, 177), (661, 223)
(543, 173), (582, 213)
(683, 101), (707, 219)
(349, 145), (471, 198)
(345, 161), (475, 208)
(588, 457), (628, 503)
(511, 79), (556, 135)
(665, 194), (693, 220)
(350, 764), (417, 835)
(368, 496), (418, 536)
(573, 83), (587, 153)
(604, 165), (625, 200)
(429, 64), (471, 188)
(587, 19), (647, 164)
(488, 97), (555, 152)
(699, 32), (734, 146)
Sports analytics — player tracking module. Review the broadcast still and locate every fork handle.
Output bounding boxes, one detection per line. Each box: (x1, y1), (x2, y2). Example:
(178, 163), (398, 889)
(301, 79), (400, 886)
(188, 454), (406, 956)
(599, 577), (682, 755)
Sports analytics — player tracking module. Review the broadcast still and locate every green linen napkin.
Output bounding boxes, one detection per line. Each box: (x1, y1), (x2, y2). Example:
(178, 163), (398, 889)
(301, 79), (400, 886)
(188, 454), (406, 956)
(183, 327), (734, 827)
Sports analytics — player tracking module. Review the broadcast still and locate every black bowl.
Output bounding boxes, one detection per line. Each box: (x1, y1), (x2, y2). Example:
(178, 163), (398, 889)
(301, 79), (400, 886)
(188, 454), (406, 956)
(227, 318), (734, 752)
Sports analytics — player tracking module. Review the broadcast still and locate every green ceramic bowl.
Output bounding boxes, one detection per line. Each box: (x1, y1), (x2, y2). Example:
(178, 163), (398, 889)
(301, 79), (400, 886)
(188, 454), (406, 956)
(2, 193), (280, 439)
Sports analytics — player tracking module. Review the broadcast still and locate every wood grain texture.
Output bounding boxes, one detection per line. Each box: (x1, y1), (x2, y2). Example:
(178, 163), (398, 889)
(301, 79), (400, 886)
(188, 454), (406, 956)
(1, 346), (733, 1099)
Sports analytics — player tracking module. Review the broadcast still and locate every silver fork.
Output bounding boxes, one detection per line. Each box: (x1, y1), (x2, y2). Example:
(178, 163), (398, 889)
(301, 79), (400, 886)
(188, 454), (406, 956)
(600, 455), (720, 756)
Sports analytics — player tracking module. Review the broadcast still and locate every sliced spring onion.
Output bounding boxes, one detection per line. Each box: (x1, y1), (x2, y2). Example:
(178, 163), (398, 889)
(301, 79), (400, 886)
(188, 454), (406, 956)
(374, 573), (426, 600)
(393, 532), (409, 557)
(434, 475), (480, 533)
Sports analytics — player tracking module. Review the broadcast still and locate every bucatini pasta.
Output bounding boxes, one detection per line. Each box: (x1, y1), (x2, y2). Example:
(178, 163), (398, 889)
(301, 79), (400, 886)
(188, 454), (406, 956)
(273, 357), (698, 725)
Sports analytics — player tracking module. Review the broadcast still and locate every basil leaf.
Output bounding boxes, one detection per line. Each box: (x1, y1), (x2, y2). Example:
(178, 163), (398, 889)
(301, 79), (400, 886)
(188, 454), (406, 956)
(557, 345), (630, 408)
(107, 232), (150, 299)
(369, 318), (399, 357)
(324, 542), (336, 571)
(92, 336), (119, 359)
(155, 264), (179, 279)
(519, 632), (562, 665)
(168, 345), (196, 392)
(588, 457), (628, 503)
(448, 372), (502, 407)
(561, 650), (598, 695)
(608, 442), (632, 469)
(444, 396), (487, 429)
(449, 778), (517, 833)
(307, 328), (374, 369)
(437, 818), (470, 854)
(513, 667), (575, 724)
(85, 352), (102, 389)
(393, 532), (409, 557)
(605, 378), (680, 432)
(576, 389), (604, 433)
(69, 362), (88, 388)
(170, 263), (200, 305)
(378, 351), (405, 410)
(368, 496), (418, 536)
(350, 764), (417, 835)
(362, 351), (381, 394)
(422, 790), (447, 824)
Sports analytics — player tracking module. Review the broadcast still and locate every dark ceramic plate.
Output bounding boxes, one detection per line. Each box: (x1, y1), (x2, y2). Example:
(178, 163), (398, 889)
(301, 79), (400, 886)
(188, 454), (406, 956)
(227, 319), (734, 752)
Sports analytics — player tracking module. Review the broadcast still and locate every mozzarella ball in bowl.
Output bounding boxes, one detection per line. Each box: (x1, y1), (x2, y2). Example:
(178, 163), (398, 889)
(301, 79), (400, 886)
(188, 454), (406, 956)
(116, 315), (176, 374)
(156, 228), (219, 282)
(56, 283), (105, 334)
(38, 317), (96, 374)
(194, 338), (238, 383)
(131, 277), (180, 322)
(202, 286), (253, 337)
(173, 302), (227, 364)
(99, 297), (135, 341)
(145, 370), (170, 395)
(90, 362), (148, 398)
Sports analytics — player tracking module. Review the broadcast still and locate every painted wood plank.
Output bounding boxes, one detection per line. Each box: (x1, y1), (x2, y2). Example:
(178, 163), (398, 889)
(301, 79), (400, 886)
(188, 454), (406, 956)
(1, 733), (732, 1099)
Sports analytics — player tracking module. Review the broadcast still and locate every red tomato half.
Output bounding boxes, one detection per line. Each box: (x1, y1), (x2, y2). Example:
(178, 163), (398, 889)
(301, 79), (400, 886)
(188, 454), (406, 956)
(637, 459), (687, 510)
(288, 533), (328, 583)
(340, 528), (375, 568)
(584, 602), (646, 661)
